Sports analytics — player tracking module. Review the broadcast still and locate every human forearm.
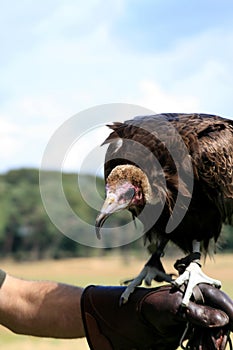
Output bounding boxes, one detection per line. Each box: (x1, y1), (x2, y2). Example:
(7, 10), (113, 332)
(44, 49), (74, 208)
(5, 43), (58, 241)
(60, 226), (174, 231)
(0, 273), (85, 338)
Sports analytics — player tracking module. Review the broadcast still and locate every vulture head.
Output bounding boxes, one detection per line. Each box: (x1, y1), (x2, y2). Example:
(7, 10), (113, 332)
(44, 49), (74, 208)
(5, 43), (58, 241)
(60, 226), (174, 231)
(95, 164), (155, 239)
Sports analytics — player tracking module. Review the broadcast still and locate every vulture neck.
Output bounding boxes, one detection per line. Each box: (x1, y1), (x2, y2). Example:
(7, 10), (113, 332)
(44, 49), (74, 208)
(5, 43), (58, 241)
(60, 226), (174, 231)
(107, 164), (156, 204)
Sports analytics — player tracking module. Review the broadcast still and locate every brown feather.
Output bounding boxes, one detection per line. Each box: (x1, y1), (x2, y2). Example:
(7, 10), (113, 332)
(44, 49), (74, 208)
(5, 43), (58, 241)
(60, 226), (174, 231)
(102, 113), (233, 255)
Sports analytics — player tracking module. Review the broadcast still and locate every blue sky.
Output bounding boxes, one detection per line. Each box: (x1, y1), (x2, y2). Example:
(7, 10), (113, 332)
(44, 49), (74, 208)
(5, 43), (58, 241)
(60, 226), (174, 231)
(1, 0), (233, 173)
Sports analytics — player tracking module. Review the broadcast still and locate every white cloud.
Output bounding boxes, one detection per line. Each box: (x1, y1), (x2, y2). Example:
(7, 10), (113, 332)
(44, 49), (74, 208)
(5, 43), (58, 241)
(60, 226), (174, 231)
(62, 125), (110, 174)
(0, 117), (23, 159)
(1, 2), (233, 172)
(129, 28), (233, 116)
(135, 80), (200, 113)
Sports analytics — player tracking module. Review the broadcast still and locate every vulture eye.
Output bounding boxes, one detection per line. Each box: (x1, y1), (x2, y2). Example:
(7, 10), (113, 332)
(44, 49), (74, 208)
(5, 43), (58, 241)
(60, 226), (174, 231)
(124, 188), (135, 200)
(137, 190), (142, 199)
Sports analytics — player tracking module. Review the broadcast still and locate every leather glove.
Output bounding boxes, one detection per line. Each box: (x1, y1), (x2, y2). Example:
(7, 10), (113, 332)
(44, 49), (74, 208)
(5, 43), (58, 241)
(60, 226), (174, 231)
(81, 284), (233, 350)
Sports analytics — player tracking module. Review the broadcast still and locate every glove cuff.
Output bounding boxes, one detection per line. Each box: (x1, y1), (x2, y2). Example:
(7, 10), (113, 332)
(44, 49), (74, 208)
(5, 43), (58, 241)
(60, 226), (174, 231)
(81, 285), (185, 350)
(81, 285), (169, 350)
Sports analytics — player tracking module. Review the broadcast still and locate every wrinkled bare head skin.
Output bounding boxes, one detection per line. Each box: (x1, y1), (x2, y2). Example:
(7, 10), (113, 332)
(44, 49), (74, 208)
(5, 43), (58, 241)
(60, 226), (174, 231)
(95, 165), (153, 238)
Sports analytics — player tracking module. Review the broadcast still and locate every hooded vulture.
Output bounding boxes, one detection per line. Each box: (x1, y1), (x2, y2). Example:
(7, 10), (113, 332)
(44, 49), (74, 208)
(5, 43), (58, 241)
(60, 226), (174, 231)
(95, 113), (233, 306)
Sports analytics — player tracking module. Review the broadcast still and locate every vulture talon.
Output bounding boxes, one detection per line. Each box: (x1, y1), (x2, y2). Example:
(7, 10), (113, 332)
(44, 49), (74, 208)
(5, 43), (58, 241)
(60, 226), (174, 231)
(173, 261), (222, 307)
(119, 295), (127, 307)
(120, 266), (148, 304)
(120, 266), (173, 304)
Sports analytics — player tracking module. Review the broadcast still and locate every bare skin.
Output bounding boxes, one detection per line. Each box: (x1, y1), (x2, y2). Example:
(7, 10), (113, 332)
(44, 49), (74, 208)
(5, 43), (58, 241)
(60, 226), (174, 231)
(0, 274), (85, 338)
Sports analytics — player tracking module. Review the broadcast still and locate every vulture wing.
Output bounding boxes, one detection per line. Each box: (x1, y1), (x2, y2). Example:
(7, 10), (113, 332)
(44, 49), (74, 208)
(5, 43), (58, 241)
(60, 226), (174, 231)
(103, 113), (233, 224)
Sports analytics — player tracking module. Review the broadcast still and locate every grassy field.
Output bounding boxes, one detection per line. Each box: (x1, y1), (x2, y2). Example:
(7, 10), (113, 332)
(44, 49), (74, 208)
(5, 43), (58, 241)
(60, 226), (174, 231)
(0, 254), (232, 349)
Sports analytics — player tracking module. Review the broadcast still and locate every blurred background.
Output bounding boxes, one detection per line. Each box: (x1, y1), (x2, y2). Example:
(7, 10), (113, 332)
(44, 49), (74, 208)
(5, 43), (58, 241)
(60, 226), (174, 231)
(1, 0), (233, 348)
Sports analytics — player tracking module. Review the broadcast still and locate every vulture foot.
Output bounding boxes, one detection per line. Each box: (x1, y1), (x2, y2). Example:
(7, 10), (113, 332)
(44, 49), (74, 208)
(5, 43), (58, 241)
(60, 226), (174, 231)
(173, 261), (222, 307)
(120, 265), (172, 305)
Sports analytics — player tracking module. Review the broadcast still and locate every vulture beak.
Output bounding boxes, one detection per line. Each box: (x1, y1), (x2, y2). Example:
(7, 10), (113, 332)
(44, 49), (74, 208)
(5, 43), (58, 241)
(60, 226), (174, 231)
(95, 190), (135, 239)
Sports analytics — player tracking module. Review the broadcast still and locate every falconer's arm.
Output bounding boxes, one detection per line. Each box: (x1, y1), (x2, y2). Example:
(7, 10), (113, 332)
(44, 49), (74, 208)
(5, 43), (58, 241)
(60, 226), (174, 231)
(0, 271), (85, 338)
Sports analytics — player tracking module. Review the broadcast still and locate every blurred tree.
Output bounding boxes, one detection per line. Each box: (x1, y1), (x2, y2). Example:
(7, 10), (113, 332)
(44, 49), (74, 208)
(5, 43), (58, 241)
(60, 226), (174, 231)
(0, 168), (232, 261)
